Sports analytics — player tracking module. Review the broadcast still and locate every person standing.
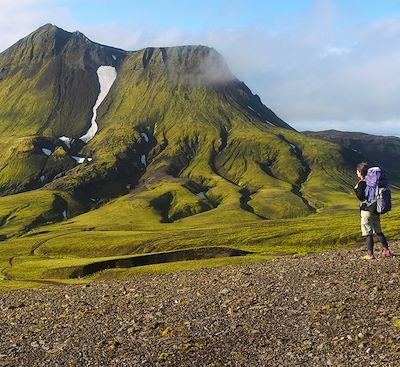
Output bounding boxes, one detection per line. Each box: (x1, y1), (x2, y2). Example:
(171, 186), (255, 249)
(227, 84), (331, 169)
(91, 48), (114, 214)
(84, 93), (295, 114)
(354, 162), (393, 260)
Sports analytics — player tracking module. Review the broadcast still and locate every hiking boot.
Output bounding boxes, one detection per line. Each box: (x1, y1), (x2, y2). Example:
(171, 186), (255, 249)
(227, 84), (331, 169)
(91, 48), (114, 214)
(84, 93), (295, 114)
(381, 249), (393, 257)
(362, 253), (375, 260)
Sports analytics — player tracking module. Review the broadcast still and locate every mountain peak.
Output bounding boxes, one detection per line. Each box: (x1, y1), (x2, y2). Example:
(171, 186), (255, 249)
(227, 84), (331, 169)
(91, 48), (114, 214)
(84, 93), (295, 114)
(35, 23), (59, 31)
(29, 23), (70, 42)
(133, 44), (235, 86)
(0, 23), (72, 64)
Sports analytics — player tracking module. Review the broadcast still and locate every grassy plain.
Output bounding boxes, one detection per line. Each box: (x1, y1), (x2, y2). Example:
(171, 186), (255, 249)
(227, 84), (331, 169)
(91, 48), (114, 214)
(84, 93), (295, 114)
(1, 189), (399, 291)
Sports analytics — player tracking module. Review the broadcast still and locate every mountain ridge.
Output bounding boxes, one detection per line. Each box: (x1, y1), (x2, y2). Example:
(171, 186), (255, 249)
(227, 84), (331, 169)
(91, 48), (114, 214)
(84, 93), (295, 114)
(304, 129), (400, 183)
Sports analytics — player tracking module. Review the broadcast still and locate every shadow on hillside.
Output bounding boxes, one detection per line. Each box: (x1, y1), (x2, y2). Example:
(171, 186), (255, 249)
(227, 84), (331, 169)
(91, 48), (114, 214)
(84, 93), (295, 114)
(59, 247), (253, 278)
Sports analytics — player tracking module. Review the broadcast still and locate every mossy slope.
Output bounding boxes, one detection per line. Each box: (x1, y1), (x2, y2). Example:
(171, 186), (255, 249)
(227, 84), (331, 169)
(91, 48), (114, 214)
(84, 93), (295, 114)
(1, 25), (398, 288)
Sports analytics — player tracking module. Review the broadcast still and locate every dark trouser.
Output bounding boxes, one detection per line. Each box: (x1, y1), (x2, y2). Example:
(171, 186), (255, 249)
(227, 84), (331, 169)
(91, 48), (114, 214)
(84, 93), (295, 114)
(366, 233), (389, 255)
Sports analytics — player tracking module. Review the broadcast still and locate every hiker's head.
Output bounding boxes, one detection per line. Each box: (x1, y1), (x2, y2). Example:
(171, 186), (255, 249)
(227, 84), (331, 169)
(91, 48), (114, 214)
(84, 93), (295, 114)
(356, 162), (368, 179)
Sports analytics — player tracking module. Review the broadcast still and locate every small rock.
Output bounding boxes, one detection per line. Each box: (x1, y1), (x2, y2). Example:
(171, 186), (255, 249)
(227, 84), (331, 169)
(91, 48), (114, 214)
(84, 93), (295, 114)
(30, 341), (39, 348)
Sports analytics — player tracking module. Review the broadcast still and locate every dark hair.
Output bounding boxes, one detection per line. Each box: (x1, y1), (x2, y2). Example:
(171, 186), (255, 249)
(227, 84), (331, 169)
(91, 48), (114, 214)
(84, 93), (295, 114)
(357, 162), (369, 177)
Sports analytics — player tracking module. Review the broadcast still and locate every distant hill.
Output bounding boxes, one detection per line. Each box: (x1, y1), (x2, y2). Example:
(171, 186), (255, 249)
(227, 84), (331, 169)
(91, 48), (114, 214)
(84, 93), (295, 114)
(304, 130), (400, 184)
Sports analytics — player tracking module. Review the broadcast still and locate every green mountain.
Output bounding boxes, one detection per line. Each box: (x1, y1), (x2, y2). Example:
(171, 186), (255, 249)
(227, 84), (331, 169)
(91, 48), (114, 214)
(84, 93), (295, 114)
(1, 25), (393, 288)
(304, 130), (400, 184)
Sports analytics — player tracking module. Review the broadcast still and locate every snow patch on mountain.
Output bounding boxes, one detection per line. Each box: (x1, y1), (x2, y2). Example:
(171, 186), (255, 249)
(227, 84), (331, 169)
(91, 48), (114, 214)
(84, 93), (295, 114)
(59, 136), (71, 149)
(247, 105), (262, 117)
(141, 132), (149, 143)
(41, 148), (52, 156)
(141, 155), (147, 166)
(80, 66), (117, 143)
(112, 55), (117, 61)
(71, 156), (85, 164)
(197, 191), (207, 199)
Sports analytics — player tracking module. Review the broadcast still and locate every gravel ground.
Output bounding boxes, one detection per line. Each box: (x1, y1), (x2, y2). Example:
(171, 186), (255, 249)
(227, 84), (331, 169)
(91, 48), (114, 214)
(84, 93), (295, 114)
(1, 245), (400, 367)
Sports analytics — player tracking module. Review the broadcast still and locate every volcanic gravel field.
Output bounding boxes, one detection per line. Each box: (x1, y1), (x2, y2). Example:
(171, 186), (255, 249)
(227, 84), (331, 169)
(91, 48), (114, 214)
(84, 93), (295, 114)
(1, 245), (400, 366)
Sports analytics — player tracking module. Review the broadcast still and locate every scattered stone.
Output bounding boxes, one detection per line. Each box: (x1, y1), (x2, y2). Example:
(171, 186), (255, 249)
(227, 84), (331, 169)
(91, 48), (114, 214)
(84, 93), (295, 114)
(30, 341), (39, 348)
(0, 248), (399, 366)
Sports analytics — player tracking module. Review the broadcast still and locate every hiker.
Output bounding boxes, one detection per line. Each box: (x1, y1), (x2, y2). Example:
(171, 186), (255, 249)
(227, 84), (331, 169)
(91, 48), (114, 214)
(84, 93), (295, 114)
(354, 162), (393, 259)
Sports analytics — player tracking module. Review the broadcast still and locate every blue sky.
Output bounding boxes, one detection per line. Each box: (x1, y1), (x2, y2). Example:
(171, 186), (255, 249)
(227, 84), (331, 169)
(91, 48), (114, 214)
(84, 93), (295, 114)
(56, 0), (400, 36)
(54, 0), (400, 30)
(58, 0), (313, 31)
(1, 0), (400, 135)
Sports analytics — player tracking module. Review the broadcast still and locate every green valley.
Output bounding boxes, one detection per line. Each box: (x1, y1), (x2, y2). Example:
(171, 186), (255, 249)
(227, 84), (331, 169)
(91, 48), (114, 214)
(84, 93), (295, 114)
(0, 25), (398, 290)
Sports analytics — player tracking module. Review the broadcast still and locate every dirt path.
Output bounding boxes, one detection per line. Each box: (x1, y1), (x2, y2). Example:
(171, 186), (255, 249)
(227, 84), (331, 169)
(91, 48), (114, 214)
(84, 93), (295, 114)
(30, 232), (79, 256)
(1, 246), (400, 366)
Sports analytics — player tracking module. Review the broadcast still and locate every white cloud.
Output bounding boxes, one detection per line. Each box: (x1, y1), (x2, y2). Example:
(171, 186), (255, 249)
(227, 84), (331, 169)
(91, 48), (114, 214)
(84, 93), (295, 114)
(319, 45), (351, 58)
(192, 19), (400, 136)
(0, 0), (70, 51)
(77, 23), (144, 51)
(371, 17), (400, 36)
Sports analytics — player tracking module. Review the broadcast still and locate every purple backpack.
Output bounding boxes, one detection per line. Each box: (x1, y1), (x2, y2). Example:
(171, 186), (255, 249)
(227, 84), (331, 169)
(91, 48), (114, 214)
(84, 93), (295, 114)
(365, 167), (392, 214)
